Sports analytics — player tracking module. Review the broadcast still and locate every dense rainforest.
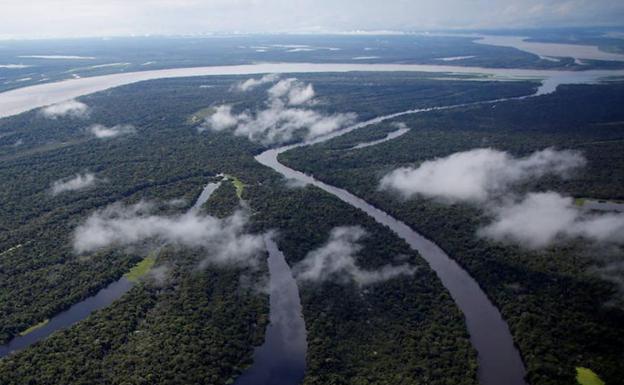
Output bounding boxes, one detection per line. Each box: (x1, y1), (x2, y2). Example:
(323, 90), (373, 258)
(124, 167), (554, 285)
(281, 82), (624, 385)
(0, 73), (539, 384)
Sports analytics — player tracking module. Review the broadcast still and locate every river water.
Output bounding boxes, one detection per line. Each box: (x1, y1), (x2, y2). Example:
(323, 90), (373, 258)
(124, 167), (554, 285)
(2, 61), (624, 383)
(477, 35), (624, 63)
(253, 86), (550, 385)
(0, 182), (221, 359)
(0, 277), (133, 358)
(234, 236), (307, 385)
(2, 62), (624, 119)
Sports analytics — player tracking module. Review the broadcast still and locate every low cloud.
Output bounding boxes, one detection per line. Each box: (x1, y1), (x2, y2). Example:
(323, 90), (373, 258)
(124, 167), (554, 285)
(205, 105), (239, 131)
(235, 73), (279, 91)
(293, 226), (415, 286)
(479, 192), (624, 248)
(73, 202), (265, 268)
(41, 99), (89, 118)
(203, 78), (356, 145)
(380, 148), (585, 203)
(148, 264), (171, 287)
(267, 78), (315, 105)
(51, 173), (97, 195)
(87, 124), (136, 138)
(0, 64), (32, 69)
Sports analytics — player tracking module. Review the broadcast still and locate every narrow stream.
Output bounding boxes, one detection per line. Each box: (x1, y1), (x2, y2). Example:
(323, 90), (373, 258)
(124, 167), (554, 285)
(0, 181), (221, 359)
(351, 126), (410, 149)
(234, 236), (307, 385)
(0, 278), (133, 358)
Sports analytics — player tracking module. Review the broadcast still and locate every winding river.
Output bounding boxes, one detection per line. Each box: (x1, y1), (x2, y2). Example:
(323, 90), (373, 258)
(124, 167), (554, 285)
(1, 61), (624, 384)
(255, 102), (529, 385)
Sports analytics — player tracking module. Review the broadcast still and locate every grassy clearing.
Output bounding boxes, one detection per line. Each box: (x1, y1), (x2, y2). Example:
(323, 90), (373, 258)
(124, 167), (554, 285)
(225, 174), (245, 199)
(124, 254), (156, 283)
(574, 198), (586, 206)
(19, 319), (49, 336)
(576, 367), (605, 385)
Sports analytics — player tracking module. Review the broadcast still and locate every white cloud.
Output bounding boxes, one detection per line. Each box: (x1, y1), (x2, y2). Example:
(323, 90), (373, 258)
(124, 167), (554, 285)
(380, 148), (585, 203)
(51, 173), (97, 195)
(268, 79), (315, 105)
(72, 202), (265, 268)
(203, 78), (356, 145)
(19, 55), (95, 59)
(87, 124), (136, 138)
(235, 73), (279, 91)
(293, 226), (415, 286)
(479, 192), (624, 248)
(0, 64), (32, 69)
(204, 105), (239, 131)
(41, 99), (89, 118)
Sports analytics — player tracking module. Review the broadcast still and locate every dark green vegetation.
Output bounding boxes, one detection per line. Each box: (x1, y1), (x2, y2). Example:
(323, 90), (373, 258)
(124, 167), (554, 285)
(249, 178), (477, 385)
(0, 74), (537, 383)
(281, 82), (624, 385)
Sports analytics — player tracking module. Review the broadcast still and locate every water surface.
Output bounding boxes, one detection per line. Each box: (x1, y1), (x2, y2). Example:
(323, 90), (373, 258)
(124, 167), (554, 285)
(477, 35), (624, 63)
(234, 236), (307, 385)
(0, 278), (133, 359)
(2, 62), (624, 119)
(352, 126), (410, 149)
(0, 179), (222, 359)
(255, 97), (530, 385)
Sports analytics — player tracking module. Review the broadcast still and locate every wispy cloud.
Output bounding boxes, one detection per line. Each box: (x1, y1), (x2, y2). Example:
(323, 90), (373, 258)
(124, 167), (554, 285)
(267, 78), (315, 106)
(293, 226), (415, 286)
(479, 192), (624, 249)
(73, 202), (265, 268)
(380, 148), (585, 203)
(0, 64), (32, 69)
(51, 172), (97, 195)
(87, 124), (136, 138)
(380, 147), (624, 250)
(41, 99), (89, 119)
(203, 78), (356, 145)
(235, 73), (279, 91)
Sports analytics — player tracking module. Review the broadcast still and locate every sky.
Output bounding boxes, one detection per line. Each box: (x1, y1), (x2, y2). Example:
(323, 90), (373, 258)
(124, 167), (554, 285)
(0, 0), (623, 39)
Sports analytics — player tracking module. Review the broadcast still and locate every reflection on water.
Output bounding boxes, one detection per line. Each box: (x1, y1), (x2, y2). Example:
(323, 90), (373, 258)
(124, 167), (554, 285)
(0, 278), (133, 358)
(234, 236), (307, 385)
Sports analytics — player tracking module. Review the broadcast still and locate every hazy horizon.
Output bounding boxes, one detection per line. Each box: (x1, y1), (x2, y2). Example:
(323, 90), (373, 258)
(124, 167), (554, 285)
(1, 0), (623, 40)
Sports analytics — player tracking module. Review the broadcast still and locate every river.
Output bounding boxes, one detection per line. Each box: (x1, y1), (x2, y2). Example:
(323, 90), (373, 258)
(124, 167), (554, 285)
(477, 35), (624, 63)
(234, 236), (307, 385)
(0, 181), (221, 359)
(2, 61), (624, 384)
(2, 62), (624, 119)
(256, 108), (528, 385)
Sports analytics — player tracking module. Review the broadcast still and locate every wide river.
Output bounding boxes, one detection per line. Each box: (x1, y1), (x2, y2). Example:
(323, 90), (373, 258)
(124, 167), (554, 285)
(2, 62), (624, 384)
